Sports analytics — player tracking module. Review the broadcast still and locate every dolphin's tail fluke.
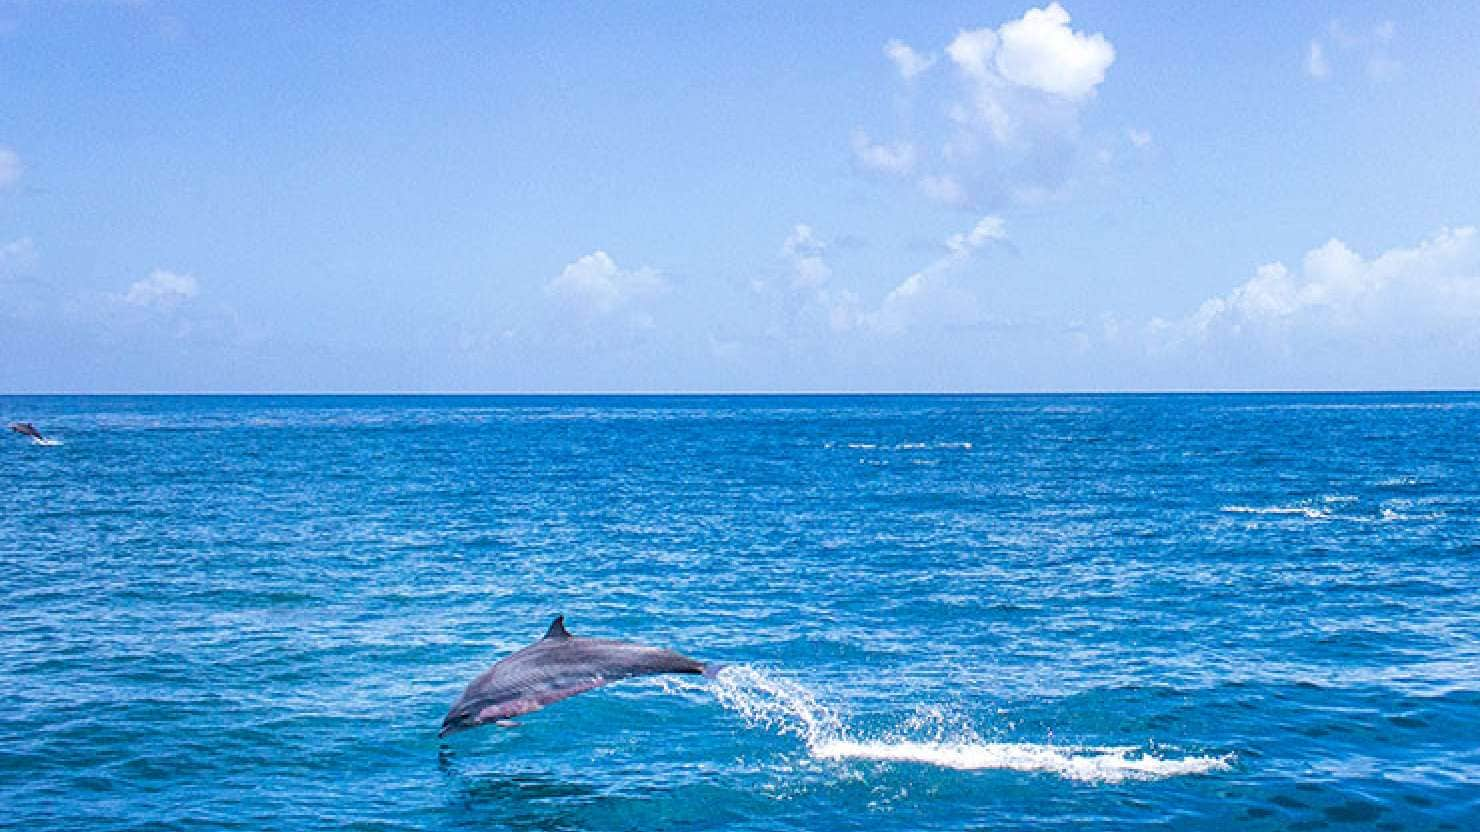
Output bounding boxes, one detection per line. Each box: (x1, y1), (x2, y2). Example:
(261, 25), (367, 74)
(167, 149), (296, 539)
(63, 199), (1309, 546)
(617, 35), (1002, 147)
(702, 662), (729, 679)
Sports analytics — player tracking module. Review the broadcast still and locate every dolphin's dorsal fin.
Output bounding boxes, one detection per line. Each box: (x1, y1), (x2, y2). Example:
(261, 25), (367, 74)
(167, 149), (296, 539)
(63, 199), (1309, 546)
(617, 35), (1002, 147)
(543, 615), (571, 640)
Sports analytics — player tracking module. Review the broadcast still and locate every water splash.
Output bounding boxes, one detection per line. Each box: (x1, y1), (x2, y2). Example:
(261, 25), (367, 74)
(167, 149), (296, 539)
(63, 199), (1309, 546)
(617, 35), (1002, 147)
(705, 664), (845, 746)
(706, 666), (1233, 784)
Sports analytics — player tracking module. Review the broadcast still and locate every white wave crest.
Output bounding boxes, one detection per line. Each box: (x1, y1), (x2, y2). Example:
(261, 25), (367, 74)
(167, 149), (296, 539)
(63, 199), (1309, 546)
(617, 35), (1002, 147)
(1221, 505), (1329, 519)
(706, 666), (1230, 784)
(814, 739), (1232, 783)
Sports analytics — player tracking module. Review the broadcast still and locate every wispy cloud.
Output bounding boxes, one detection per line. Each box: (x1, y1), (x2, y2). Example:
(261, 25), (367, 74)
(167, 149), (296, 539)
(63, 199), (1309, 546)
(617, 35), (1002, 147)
(121, 269), (199, 308)
(1305, 40), (1330, 79)
(884, 39), (936, 80)
(0, 147), (22, 190)
(851, 130), (916, 176)
(1307, 19), (1399, 82)
(0, 237), (37, 280)
(862, 215), (1007, 333)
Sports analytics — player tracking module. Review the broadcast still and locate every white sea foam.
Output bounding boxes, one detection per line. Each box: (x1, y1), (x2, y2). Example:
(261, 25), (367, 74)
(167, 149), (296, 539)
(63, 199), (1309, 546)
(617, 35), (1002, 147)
(1222, 502), (1441, 523)
(813, 739), (1232, 783)
(1221, 505), (1329, 519)
(705, 666), (1231, 784)
(33, 438), (63, 446)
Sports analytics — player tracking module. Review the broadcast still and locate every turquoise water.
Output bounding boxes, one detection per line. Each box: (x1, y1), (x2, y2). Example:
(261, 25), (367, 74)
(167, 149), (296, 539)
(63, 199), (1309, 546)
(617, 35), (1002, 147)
(2, 394), (1478, 830)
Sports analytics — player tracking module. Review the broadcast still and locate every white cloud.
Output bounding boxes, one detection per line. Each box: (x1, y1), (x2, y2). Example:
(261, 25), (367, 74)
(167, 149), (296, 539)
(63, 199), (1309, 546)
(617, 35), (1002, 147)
(545, 250), (665, 318)
(850, 130), (916, 176)
(944, 2), (1114, 114)
(0, 237), (37, 279)
(0, 147), (21, 189)
(918, 174), (969, 206)
(990, 2), (1115, 100)
(865, 215), (1006, 333)
(781, 224), (832, 288)
(123, 269), (199, 308)
(868, 3), (1115, 207)
(884, 39), (935, 80)
(1311, 20), (1400, 82)
(1126, 127), (1152, 148)
(1305, 40), (1330, 79)
(1163, 226), (1480, 345)
(945, 215), (1007, 254)
(781, 224), (825, 260)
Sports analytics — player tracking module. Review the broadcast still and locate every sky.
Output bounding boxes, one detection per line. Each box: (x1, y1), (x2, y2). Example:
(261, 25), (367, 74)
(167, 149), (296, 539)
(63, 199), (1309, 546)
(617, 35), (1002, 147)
(2, 1), (1478, 392)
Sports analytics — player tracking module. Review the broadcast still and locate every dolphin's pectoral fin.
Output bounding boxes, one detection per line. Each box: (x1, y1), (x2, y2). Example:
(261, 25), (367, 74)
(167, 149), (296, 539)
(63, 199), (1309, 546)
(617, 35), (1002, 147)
(543, 615), (572, 641)
(495, 720), (521, 728)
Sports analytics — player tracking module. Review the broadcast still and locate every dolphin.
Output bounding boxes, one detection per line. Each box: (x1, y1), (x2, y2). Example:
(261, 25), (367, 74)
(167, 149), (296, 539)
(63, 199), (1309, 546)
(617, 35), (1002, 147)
(8, 422), (44, 442)
(440, 615), (721, 738)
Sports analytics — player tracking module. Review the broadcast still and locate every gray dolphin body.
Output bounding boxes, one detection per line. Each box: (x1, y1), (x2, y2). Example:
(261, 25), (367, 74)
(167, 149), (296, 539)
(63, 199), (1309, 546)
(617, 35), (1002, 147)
(440, 616), (719, 738)
(9, 422), (43, 441)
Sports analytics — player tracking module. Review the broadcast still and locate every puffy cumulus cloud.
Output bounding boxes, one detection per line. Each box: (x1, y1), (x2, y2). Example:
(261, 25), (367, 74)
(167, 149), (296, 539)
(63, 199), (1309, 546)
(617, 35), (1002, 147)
(989, 2), (1115, 100)
(0, 147), (21, 189)
(122, 269), (199, 308)
(946, 2), (1113, 141)
(884, 39), (935, 80)
(545, 250), (666, 319)
(1157, 227), (1480, 349)
(860, 4), (1115, 208)
(850, 130), (916, 176)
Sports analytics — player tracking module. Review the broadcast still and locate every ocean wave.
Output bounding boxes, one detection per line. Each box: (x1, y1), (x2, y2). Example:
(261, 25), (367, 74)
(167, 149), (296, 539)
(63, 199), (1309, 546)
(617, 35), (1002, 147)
(813, 738), (1232, 783)
(1375, 476), (1431, 489)
(1221, 502), (1442, 523)
(1221, 505), (1330, 519)
(703, 665), (1230, 784)
(834, 440), (973, 451)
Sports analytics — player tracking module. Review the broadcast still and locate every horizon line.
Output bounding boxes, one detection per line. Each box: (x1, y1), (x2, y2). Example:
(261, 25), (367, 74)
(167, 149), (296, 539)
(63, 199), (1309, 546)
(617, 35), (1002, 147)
(1, 388), (1477, 397)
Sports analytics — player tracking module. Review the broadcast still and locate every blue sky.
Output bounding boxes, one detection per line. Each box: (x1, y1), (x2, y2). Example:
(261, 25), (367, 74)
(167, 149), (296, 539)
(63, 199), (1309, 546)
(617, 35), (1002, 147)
(2, 1), (1478, 392)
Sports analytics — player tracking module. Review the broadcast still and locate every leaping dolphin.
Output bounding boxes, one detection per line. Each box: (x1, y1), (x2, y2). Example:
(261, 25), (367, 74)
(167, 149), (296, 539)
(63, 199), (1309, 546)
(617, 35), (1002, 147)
(440, 615), (721, 738)
(8, 422), (45, 442)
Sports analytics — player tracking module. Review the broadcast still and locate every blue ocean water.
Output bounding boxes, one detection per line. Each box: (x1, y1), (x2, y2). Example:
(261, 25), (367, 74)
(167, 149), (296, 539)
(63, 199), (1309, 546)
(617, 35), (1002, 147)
(2, 394), (1478, 831)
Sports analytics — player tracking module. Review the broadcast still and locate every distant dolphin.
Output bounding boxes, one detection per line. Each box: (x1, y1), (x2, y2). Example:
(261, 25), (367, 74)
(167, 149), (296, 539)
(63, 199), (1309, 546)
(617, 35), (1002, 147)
(440, 615), (721, 738)
(8, 422), (45, 442)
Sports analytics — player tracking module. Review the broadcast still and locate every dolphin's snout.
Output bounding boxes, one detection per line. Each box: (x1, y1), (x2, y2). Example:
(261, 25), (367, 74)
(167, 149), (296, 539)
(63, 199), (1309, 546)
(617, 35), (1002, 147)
(440, 705), (478, 738)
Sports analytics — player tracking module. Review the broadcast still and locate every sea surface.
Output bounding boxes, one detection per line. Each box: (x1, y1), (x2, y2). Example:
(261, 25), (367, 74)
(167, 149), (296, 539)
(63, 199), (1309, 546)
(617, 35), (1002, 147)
(2, 394), (1478, 831)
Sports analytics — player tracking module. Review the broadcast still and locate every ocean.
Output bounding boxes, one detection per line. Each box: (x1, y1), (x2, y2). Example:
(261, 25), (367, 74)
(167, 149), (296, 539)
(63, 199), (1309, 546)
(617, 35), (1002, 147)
(2, 394), (1477, 830)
